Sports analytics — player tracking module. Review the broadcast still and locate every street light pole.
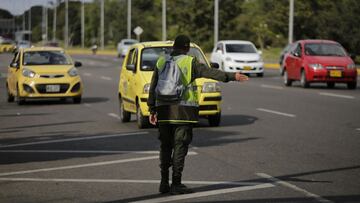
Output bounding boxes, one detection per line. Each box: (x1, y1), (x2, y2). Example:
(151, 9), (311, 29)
(214, 0), (219, 47)
(288, 0), (294, 44)
(127, 0), (131, 39)
(100, 0), (104, 50)
(53, 1), (57, 41)
(81, 0), (84, 48)
(162, 0), (166, 41)
(22, 11), (25, 31)
(65, 0), (68, 48)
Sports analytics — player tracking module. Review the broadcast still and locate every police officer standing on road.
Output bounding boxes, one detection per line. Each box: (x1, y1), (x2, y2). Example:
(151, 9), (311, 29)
(147, 35), (248, 195)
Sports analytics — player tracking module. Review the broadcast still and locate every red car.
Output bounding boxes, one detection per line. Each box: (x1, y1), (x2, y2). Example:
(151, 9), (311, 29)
(283, 39), (357, 89)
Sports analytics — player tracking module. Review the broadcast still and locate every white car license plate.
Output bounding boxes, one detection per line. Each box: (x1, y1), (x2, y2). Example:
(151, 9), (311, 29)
(46, 85), (60, 92)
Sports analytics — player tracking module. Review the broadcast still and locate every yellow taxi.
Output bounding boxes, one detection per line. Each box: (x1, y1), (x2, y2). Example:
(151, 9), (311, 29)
(118, 41), (222, 128)
(0, 41), (15, 53)
(6, 47), (83, 105)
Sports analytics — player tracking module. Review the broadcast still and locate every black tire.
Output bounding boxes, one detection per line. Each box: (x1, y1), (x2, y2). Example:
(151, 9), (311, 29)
(257, 72), (264, 77)
(347, 82), (357, 90)
(300, 70), (309, 88)
(119, 98), (131, 122)
(327, 82), (335, 88)
(136, 104), (149, 129)
(283, 69), (292, 86)
(73, 96), (82, 104)
(16, 85), (25, 105)
(208, 113), (221, 127)
(7, 84), (14, 102)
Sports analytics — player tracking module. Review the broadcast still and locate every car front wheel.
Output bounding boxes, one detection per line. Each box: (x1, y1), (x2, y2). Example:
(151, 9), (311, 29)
(300, 70), (309, 88)
(7, 84), (14, 102)
(137, 104), (149, 129)
(73, 96), (82, 104)
(208, 113), (221, 127)
(347, 82), (357, 90)
(119, 98), (131, 122)
(283, 70), (292, 86)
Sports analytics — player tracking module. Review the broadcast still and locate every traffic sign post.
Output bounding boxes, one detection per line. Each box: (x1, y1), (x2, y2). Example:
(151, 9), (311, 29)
(133, 26), (143, 42)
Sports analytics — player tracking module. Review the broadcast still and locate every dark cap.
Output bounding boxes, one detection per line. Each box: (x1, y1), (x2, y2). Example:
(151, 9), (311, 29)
(173, 35), (190, 49)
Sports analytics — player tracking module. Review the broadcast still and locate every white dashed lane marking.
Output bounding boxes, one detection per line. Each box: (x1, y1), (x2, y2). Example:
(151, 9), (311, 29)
(83, 72), (92, 77)
(319, 92), (355, 99)
(260, 84), (284, 90)
(108, 113), (120, 119)
(257, 108), (296, 118)
(100, 76), (112, 81)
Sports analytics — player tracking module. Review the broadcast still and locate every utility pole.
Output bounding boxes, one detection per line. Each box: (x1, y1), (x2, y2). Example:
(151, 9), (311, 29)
(53, 1), (57, 41)
(127, 0), (131, 39)
(162, 0), (166, 41)
(81, 0), (84, 48)
(65, 0), (68, 48)
(29, 7), (31, 42)
(214, 0), (219, 47)
(45, 6), (48, 42)
(288, 0), (294, 44)
(100, 0), (104, 50)
(22, 11), (25, 31)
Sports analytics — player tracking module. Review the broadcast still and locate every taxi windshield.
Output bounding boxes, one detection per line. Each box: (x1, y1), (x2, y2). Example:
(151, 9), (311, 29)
(23, 51), (72, 65)
(140, 47), (209, 71)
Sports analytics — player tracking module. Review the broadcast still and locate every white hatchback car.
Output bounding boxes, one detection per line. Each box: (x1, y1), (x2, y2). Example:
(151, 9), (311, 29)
(117, 39), (139, 58)
(210, 40), (264, 77)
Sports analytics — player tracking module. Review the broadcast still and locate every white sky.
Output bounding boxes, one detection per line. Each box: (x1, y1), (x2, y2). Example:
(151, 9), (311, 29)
(0, 0), (92, 16)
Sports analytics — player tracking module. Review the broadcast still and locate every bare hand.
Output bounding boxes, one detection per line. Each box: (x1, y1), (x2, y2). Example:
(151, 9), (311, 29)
(235, 72), (249, 82)
(149, 114), (157, 125)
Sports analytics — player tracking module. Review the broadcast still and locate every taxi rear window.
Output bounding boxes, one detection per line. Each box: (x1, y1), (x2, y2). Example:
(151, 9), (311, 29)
(140, 47), (208, 71)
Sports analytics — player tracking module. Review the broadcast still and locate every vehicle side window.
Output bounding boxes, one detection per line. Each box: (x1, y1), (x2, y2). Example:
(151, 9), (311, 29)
(126, 49), (135, 66)
(10, 52), (20, 67)
(293, 43), (302, 57)
(125, 48), (138, 72)
(216, 43), (224, 54)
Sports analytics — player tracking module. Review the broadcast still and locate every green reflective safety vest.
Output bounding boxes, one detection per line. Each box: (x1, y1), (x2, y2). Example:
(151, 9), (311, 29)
(155, 55), (199, 123)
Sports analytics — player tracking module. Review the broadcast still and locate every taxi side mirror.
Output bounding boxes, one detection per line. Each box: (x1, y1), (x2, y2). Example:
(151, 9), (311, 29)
(210, 62), (219, 69)
(10, 62), (19, 68)
(74, 61), (82, 67)
(126, 64), (136, 72)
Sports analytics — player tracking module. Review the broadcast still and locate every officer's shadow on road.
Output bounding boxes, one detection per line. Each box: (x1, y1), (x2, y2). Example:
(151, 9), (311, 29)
(198, 114), (258, 128)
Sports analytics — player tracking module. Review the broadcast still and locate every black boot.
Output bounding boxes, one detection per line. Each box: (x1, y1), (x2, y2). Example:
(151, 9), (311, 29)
(170, 175), (193, 195)
(159, 170), (170, 194)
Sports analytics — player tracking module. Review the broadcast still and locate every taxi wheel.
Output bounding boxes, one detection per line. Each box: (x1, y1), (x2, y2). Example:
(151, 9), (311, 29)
(208, 113), (221, 127)
(119, 98), (131, 122)
(136, 104), (149, 129)
(300, 70), (309, 88)
(16, 86), (25, 105)
(73, 96), (82, 104)
(6, 85), (14, 102)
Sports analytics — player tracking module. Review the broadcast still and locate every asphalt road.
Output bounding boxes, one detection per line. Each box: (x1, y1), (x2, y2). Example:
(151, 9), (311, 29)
(0, 53), (359, 203)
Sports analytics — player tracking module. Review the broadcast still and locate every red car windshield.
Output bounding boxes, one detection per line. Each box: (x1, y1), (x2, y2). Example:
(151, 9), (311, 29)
(304, 43), (347, 57)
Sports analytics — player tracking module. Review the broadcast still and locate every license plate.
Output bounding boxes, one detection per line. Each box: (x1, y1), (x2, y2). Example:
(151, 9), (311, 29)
(46, 85), (60, 92)
(329, 70), (342, 77)
(243, 66), (252, 70)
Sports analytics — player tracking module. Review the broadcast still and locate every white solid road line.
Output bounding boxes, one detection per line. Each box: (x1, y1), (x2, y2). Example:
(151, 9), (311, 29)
(83, 72), (92, 77)
(100, 76), (112, 81)
(0, 177), (258, 186)
(0, 156), (159, 177)
(257, 108), (296, 118)
(256, 173), (334, 203)
(0, 150), (197, 155)
(131, 183), (274, 203)
(260, 84), (284, 90)
(108, 113), (120, 119)
(319, 92), (355, 99)
(0, 132), (148, 148)
(83, 103), (91, 107)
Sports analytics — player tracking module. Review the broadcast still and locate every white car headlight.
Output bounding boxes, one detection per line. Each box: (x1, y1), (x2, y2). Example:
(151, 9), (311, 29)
(68, 67), (78, 77)
(22, 68), (36, 78)
(202, 82), (221, 93)
(143, 83), (150, 94)
(347, 63), (356, 69)
(225, 57), (232, 62)
(309, 64), (324, 70)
